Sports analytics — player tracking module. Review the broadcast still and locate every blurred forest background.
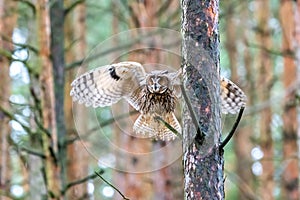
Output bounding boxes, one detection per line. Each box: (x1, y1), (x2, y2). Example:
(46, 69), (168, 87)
(0, 0), (299, 200)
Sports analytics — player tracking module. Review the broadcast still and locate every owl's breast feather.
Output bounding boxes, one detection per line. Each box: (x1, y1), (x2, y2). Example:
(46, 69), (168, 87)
(137, 87), (176, 115)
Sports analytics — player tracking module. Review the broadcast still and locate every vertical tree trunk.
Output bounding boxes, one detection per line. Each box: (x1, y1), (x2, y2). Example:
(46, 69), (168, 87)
(0, 0), (17, 199)
(225, 3), (256, 199)
(65, 1), (89, 198)
(181, 0), (223, 199)
(50, 1), (67, 197)
(36, 0), (60, 198)
(255, 0), (274, 199)
(279, 1), (300, 199)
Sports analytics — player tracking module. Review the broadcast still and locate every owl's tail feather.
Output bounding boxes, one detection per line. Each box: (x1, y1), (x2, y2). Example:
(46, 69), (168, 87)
(133, 113), (181, 141)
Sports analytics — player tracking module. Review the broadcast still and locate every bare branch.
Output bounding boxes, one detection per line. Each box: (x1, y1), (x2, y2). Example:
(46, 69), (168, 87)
(180, 84), (205, 143)
(0, 48), (13, 59)
(95, 170), (130, 200)
(220, 107), (245, 149)
(18, 146), (46, 158)
(154, 115), (182, 139)
(0, 34), (39, 54)
(13, 42), (39, 54)
(247, 41), (295, 58)
(63, 169), (104, 193)
(0, 105), (33, 134)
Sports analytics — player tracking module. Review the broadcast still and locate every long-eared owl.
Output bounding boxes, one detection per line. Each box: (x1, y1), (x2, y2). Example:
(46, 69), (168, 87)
(70, 61), (246, 141)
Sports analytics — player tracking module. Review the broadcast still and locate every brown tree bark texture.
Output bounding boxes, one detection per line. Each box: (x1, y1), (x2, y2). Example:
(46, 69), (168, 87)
(181, 0), (224, 199)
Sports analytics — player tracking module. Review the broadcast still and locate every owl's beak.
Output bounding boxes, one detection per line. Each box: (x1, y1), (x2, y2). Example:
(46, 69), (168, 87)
(152, 83), (160, 93)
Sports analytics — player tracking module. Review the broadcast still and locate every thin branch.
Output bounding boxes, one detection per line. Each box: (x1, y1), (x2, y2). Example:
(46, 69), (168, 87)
(29, 86), (42, 118)
(180, 84), (205, 142)
(0, 48), (12, 58)
(33, 114), (51, 138)
(94, 170), (130, 200)
(18, 146), (46, 158)
(1, 34), (39, 54)
(247, 42), (295, 58)
(154, 115), (182, 139)
(220, 107), (245, 149)
(64, 0), (86, 16)
(63, 169), (104, 193)
(13, 42), (39, 54)
(0, 105), (33, 134)
(8, 100), (34, 108)
(100, 110), (138, 127)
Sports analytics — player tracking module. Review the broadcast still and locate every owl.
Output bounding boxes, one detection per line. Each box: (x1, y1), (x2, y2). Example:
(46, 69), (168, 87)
(70, 61), (246, 141)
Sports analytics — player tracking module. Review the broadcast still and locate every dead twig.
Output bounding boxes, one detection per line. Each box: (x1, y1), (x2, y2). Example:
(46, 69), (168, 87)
(220, 107), (245, 149)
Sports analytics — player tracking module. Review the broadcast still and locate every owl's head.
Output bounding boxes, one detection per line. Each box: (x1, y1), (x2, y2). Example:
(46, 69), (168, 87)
(146, 70), (170, 94)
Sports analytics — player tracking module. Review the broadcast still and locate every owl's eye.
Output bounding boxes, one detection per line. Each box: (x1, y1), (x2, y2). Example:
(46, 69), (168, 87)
(158, 76), (169, 86)
(147, 76), (154, 85)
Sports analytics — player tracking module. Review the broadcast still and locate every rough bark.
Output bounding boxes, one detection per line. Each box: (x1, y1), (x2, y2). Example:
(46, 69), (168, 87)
(255, 0), (274, 199)
(181, 0), (223, 199)
(0, 0), (17, 199)
(279, 1), (300, 199)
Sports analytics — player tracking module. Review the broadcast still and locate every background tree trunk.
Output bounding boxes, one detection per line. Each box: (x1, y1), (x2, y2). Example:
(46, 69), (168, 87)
(181, 0), (224, 199)
(50, 1), (67, 197)
(65, 1), (89, 199)
(224, 2), (256, 199)
(36, 0), (60, 198)
(255, 0), (274, 199)
(279, 1), (300, 199)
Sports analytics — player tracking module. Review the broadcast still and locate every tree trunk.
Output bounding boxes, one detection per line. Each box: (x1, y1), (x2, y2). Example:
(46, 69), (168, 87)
(181, 0), (224, 199)
(64, 1), (89, 198)
(50, 1), (67, 197)
(279, 1), (300, 199)
(36, 0), (60, 198)
(255, 0), (274, 199)
(0, 0), (17, 199)
(224, 2), (256, 199)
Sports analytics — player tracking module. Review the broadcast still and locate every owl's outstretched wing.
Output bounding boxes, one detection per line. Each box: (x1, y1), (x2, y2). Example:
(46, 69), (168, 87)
(220, 77), (247, 114)
(70, 61), (146, 108)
